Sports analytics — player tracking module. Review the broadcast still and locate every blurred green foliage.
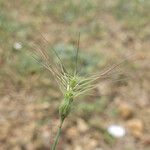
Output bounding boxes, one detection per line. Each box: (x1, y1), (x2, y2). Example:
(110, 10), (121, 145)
(53, 43), (102, 75)
(14, 50), (42, 76)
(47, 0), (96, 22)
(113, 0), (150, 32)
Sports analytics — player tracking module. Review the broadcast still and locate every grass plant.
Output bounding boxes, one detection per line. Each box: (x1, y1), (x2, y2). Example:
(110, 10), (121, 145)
(31, 33), (131, 150)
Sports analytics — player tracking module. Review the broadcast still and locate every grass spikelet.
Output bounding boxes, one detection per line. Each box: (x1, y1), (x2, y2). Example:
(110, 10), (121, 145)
(31, 32), (133, 150)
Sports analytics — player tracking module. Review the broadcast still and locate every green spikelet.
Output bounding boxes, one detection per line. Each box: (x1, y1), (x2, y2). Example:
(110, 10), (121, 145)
(59, 88), (74, 122)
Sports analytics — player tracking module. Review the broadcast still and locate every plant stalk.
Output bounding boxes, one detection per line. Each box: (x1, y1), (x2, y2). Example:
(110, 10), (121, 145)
(51, 119), (64, 150)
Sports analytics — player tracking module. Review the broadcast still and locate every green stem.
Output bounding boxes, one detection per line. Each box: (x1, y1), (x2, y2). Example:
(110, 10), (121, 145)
(51, 119), (64, 150)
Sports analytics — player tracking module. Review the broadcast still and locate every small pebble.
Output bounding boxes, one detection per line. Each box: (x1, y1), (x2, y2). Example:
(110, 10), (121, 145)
(13, 42), (22, 50)
(77, 119), (89, 133)
(126, 119), (144, 138)
(117, 102), (133, 119)
(107, 124), (126, 138)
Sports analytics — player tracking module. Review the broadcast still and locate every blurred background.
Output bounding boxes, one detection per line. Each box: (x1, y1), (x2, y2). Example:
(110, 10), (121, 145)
(0, 0), (150, 150)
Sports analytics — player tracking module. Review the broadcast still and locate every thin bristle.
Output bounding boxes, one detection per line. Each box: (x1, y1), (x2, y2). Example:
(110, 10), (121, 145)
(89, 54), (134, 80)
(74, 32), (80, 76)
(37, 30), (68, 75)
